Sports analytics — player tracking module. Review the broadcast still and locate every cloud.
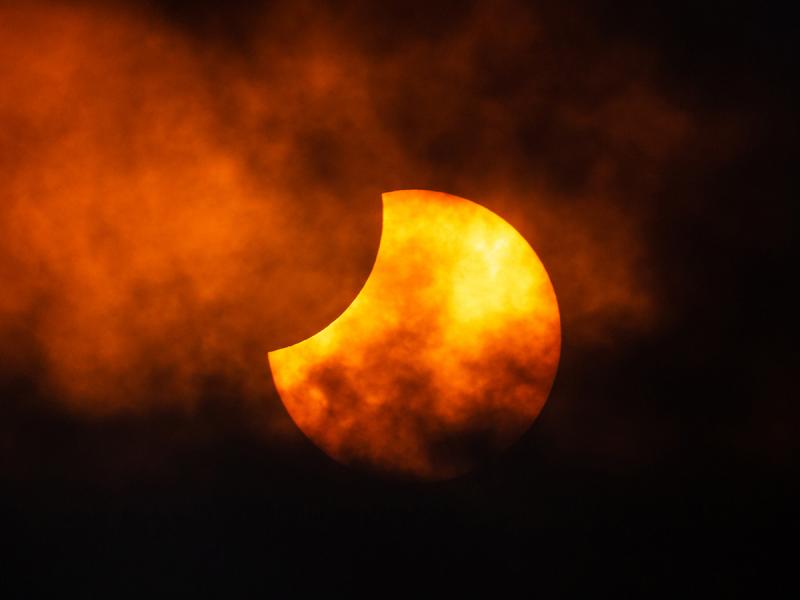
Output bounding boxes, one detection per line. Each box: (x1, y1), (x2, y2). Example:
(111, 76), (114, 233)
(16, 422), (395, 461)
(0, 0), (692, 435)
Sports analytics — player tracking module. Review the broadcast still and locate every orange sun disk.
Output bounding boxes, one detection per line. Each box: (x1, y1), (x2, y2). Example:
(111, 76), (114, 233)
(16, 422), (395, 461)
(268, 190), (561, 479)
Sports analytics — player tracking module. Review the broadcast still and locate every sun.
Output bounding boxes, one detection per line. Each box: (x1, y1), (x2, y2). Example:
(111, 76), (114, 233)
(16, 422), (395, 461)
(268, 190), (560, 479)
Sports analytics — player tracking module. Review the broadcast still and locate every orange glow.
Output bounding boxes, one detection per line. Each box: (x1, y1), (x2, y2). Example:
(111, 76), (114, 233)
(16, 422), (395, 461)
(268, 191), (561, 479)
(0, 1), (669, 432)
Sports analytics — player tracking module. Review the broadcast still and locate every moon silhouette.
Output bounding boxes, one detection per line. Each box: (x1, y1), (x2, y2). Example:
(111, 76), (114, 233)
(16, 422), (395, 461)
(268, 190), (560, 479)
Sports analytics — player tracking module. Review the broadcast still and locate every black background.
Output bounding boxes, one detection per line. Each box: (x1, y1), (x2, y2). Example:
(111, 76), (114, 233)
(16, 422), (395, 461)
(1, 1), (797, 595)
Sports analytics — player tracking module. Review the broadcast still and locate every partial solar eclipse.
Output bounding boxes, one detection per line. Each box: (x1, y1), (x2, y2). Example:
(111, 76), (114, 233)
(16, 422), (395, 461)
(268, 190), (560, 479)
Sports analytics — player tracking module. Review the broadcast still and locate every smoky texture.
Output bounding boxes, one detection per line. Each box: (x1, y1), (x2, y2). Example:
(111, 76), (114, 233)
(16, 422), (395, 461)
(1, 1), (690, 439)
(288, 332), (545, 478)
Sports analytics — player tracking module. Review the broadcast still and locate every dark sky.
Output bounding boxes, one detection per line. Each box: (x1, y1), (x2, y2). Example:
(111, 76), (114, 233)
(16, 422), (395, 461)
(1, 0), (797, 595)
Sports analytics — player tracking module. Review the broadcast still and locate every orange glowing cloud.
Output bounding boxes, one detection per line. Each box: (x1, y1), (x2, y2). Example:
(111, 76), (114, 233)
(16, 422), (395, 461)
(269, 191), (560, 478)
(0, 1), (380, 415)
(0, 0), (686, 444)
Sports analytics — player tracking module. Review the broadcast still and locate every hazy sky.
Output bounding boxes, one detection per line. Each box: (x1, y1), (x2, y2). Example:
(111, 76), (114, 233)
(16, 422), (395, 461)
(0, 0), (796, 594)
